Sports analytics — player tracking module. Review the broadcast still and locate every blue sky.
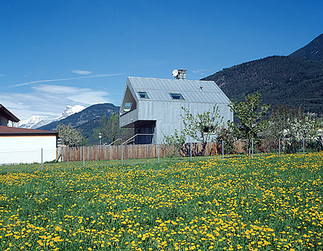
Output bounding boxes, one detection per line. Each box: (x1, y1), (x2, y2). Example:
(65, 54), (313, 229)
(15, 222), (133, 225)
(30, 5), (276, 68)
(1, 0), (322, 120)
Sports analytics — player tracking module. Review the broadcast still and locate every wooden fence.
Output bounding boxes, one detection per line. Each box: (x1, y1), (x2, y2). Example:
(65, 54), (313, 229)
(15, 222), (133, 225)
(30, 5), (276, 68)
(58, 142), (221, 162)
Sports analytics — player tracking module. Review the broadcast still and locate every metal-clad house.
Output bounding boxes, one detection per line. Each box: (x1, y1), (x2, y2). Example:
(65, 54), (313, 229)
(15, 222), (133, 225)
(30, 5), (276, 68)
(119, 75), (233, 144)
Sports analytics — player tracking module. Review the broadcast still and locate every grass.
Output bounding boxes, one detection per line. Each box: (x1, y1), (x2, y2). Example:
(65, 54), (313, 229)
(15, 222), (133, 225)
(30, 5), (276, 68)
(0, 152), (322, 250)
(0, 155), (221, 174)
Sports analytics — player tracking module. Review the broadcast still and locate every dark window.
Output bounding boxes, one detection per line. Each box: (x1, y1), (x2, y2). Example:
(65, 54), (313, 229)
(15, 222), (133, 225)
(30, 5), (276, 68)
(139, 92), (149, 99)
(170, 93), (184, 100)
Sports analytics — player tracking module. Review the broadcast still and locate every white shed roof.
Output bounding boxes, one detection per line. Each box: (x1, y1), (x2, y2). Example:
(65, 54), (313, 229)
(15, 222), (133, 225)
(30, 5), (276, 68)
(127, 77), (230, 104)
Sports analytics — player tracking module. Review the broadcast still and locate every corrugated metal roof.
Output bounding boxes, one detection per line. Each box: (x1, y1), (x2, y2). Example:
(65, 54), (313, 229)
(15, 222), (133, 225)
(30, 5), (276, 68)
(127, 77), (230, 104)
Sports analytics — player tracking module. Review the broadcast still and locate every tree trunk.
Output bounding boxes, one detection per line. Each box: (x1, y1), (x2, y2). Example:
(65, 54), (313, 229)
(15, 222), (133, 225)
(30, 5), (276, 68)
(248, 139), (251, 157)
(202, 142), (207, 156)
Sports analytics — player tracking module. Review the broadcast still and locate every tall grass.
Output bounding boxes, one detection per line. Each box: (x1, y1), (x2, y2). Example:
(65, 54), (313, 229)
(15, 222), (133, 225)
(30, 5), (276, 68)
(0, 153), (322, 250)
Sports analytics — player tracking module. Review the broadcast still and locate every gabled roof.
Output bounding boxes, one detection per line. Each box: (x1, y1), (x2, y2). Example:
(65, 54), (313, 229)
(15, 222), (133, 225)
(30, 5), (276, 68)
(127, 77), (230, 104)
(0, 104), (20, 122)
(0, 126), (58, 137)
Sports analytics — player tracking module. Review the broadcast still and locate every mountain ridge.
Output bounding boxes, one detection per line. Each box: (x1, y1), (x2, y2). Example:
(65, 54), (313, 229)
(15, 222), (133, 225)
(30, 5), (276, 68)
(203, 34), (323, 114)
(289, 33), (323, 62)
(18, 105), (86, 129)
(38, 103), (120, 144)
(18, 115), (49, 129)
(53, 105), (86, 122)
(38, 103), (119, 131)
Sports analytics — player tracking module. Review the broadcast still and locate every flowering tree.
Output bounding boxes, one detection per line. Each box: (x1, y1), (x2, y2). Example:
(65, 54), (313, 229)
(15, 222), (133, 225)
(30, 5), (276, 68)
(181, 105), (223, 155)
(228, 93), (270, 156)
(266, 105), (303, 152)
(286, 116), (318, 153)
(269, 105), (302, 139)
(267, 106), (320, 153)
(56, 123), (84, 147)
(216, 122), (237, 154)
(162, 129), (186, 160)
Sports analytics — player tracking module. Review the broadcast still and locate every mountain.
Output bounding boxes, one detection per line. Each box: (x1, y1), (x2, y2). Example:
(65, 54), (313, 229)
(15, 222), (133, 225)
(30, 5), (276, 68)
(289, 33), (323, 62)
(203, 34), (323, 114)
(18, 116), (49, 129)
(54, 105), (85, 121)
(18, 105), (86, 129)
(38, 103), (120, 144)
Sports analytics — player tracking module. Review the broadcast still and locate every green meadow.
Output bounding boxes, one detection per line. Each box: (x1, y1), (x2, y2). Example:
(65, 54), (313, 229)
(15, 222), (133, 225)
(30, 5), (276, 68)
(0, 153), (322, 250)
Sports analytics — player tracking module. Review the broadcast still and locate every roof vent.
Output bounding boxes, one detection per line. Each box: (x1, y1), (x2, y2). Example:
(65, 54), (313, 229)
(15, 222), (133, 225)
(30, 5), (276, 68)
(172, 69), (187, 80)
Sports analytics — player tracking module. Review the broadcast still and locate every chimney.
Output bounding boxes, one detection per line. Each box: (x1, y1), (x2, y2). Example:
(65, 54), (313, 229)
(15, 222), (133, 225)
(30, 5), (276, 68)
(172, 69), (187, 80)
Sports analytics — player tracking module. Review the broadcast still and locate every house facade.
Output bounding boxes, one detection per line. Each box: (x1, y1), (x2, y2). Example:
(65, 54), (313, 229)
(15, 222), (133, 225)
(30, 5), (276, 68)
(0, 104), (19, 126)
(119, 76), (233, 144)
(0, 104), (58, 164)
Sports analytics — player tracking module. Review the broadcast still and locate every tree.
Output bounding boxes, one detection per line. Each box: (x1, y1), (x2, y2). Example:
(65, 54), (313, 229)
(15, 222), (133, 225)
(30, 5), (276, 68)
(162, 129), (186, 161)
(228, 93), (270, 156)
(269, 105), (303, 137)
(56, 123), (84, 147)
(287, 115), (318, 153)
(317, 118), (323, 149)
(266, 105), (303, 152)
(216, 122), (236, 154)
(93, 113), (128, 145)
(181, 105), (223, 155)
(267, 105), (320, 153)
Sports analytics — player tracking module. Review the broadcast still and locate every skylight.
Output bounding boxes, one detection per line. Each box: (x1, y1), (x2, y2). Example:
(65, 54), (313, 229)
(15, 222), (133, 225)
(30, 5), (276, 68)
(170, 93), (185, 100)
(139, 92), (149, 99)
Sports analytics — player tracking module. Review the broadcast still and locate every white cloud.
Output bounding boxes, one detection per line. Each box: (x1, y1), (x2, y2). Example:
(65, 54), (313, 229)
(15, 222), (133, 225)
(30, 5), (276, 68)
(68, 91), (109, 104)
(32, 85), (89, 95)
(0, 74), (7, 77)
(9, 73), (124, 87)
(192, 69), (212, 75)
(33, 84), (110, 105)
(72, 70), (92, 75)
(1, 84), (112, 120)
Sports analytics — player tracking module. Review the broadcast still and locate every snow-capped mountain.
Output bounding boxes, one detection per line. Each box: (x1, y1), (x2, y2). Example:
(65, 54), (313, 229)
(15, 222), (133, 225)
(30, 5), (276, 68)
(18, 105), (86, 129)
(53, 105), (86, 121)
(17, 116), (49, 129)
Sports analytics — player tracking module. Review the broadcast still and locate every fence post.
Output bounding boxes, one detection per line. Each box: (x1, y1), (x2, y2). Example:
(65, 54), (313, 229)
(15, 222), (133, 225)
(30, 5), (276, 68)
(158, 144), (160, 163)
(121, 144), (124, 166)
(303, 138), (305, 154)
(41, 148), (43, 171)
(83, 146), (85, 168)
(190, 142), (192, 161)
(278, 138), (281, 155)
(222, 141), (224, 159)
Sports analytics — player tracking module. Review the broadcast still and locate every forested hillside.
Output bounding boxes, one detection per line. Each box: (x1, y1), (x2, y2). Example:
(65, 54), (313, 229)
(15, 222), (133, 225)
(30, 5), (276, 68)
(203, 34), (323, 114)
(289, 33), (323, 62)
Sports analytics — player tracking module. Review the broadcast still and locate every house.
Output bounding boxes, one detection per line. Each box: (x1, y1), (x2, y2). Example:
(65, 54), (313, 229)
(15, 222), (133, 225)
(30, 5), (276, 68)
(0, 104), (58, 164)
(119, 71), (233, 144)
(0, 103), (19, 126)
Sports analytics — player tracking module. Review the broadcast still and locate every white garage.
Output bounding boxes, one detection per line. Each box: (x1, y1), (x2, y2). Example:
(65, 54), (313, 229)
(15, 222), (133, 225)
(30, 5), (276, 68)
(0, 126), (58, 165)
(0, 104), (58, 165)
